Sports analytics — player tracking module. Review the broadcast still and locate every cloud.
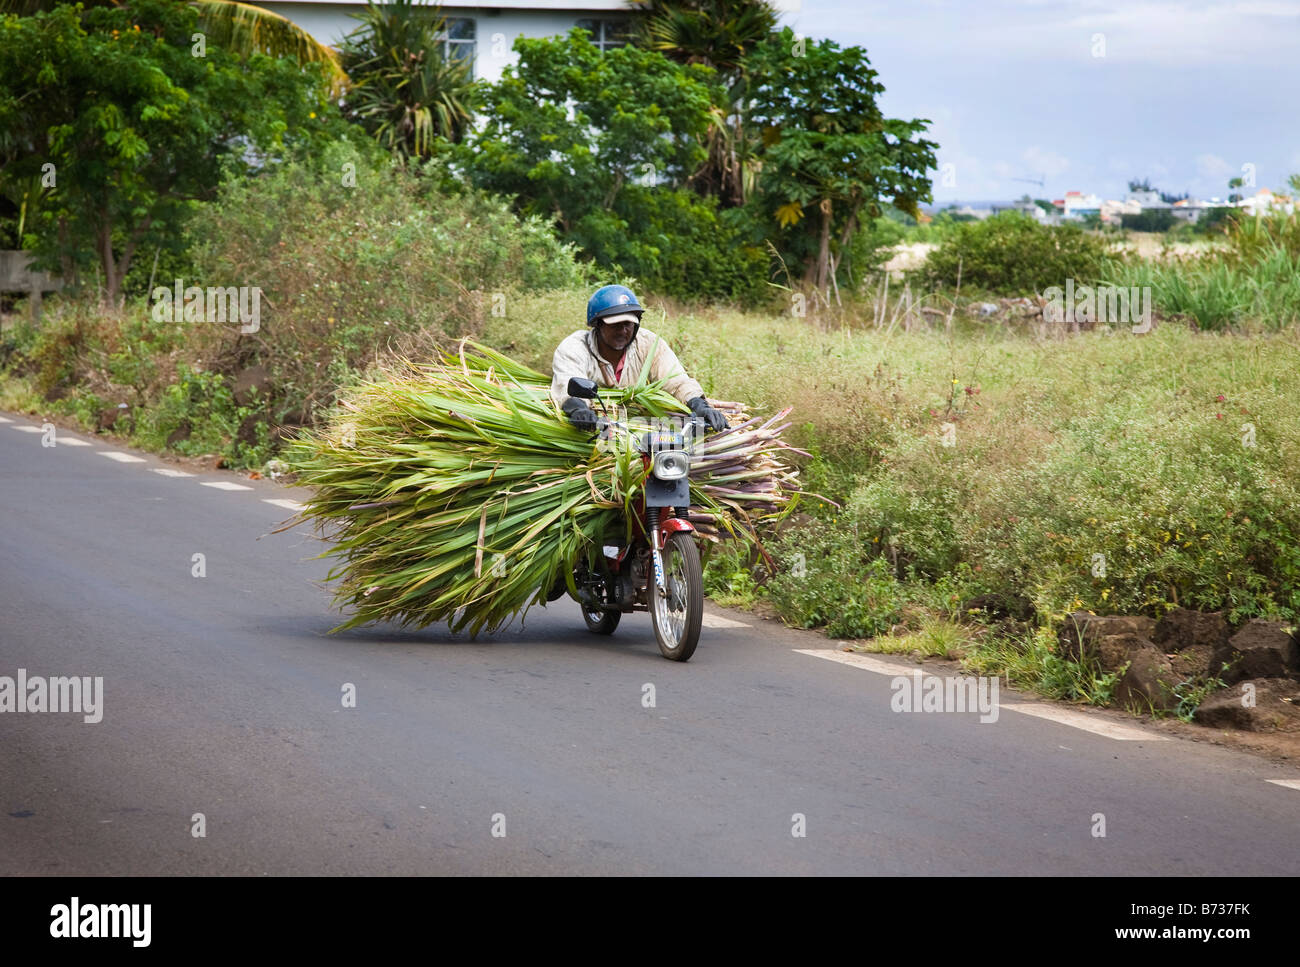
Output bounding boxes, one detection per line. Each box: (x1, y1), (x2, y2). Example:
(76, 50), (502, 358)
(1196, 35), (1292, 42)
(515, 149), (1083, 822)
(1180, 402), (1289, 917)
(1022, 146), (1070, 178)
(1196, 153), (1236, 180)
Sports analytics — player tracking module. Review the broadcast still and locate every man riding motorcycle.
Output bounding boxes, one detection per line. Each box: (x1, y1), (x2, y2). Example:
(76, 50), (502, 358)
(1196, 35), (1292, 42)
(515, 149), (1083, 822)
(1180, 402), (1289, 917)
(550, 285), (729, 434)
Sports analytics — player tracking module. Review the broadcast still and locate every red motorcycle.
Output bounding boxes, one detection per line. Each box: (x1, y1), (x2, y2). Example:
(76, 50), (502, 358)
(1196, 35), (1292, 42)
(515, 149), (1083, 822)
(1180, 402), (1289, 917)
(561, 377), (704, 662)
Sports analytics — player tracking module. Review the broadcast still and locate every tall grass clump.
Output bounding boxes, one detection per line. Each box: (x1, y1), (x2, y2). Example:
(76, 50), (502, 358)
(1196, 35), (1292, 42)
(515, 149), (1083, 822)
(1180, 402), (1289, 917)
(1105, 211), (1300, 331)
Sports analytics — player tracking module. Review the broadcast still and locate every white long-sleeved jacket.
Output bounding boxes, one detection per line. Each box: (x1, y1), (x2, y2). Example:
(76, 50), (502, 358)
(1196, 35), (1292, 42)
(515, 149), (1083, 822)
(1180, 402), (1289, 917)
(549, 327), (704, 409)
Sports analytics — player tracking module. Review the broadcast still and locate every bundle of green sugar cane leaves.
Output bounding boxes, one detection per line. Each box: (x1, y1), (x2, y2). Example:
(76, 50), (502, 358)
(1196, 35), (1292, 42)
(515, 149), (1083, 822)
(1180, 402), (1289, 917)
(282, 338), (820, 636)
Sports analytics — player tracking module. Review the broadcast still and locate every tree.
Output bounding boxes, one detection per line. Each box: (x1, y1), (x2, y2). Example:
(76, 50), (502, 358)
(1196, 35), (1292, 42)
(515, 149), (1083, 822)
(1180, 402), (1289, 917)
(1121, 210), (1176, 232)
(459, 29), (765, 300)
(744, 28), (937, 294)
(1128, 178), (1153, 193)
(0, 0), (346, 91)
(630, 0), (777, 206)
(632, 0), (776, 76)
(0, 0), (346, 303)
(1228, 176), (1245, 204)
(339, 0), (480, 157)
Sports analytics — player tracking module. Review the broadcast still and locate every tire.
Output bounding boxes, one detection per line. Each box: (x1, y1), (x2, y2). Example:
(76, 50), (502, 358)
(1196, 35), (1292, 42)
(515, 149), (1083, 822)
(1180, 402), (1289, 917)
(583, 604), (621, 635)
(651, 531), (702, 661)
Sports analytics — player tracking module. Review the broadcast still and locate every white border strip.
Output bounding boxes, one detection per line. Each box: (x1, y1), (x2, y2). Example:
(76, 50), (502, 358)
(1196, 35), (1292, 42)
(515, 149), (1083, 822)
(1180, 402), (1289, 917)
(263, 498), (304, 511)
(702, 613), (750, 629)
(794, 648), (1167, 741)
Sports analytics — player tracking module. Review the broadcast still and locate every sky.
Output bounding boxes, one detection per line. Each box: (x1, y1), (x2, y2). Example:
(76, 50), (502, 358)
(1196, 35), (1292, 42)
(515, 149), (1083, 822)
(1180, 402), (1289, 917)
(777, 0), (1300, 204)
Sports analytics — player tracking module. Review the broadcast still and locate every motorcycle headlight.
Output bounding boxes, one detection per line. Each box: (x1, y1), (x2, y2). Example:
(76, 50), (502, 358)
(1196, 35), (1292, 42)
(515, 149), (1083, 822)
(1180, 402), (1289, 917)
(652, 449), (689, 481)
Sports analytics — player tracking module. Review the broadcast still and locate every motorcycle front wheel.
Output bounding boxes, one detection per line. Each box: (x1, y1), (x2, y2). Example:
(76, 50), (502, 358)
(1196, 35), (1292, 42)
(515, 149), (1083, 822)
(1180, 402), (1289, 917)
(651, 531), (703, 661)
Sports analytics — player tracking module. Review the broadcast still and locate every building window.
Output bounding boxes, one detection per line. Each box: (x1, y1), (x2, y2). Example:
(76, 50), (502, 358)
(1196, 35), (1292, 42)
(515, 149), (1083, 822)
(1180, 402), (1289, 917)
(438, 17), (476, 73)
(576, 18), (630, 51)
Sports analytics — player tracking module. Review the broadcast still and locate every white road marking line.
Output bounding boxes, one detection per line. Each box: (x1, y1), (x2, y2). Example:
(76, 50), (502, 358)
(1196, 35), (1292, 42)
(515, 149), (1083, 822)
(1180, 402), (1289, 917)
(55, 437), (93, 446)
(152, 468), (195, 478)
(701, 613), (750, 629)
(98, 451), (146, 463)
(200, 481), (253, 491)
(1001, 703), (1167, 741)
(794, 648), (1167, 741)
(1266, 779), (1300, 791)
(12, 425), (44, 433)
(794, 648), (912, 676)
(263, 498), (304, 511)
(0, 416), (13, 423)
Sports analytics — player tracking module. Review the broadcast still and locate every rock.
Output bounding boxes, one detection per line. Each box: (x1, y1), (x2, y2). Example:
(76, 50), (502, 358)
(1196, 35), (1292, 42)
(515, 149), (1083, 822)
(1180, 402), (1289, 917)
(236, 412), (262, 447)
(96, 406), (121, 431)
(1094, 632), (1150, 672)
(962, 592), (1034, 622)
(1113, 641), (1178, 711)
(165, 421), (192, 448)
(1210, 618), (1300, 684)
(1153, 607), (1230, 653)
(1058, 612), (1157, 662)
(1193, 678), (1300, 732)
(231, 364), (270, 406)
(1169, 643), (1213, 681)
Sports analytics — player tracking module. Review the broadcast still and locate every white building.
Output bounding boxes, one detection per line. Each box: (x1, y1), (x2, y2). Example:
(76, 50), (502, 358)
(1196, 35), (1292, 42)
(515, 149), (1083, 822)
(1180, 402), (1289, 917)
(1060, 190), (1102, 220)
(263, 0), (637, 82)
(1237, 188), (1295, 217)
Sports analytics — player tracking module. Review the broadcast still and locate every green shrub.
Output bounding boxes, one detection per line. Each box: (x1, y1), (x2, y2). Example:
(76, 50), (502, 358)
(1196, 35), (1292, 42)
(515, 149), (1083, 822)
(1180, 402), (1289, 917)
(186, 141), (592, 426)
(919, 211), (1111, 294)
(1120, 211), (1177, 232)
(765, 528), (905, 638)
(134, 364), (271, 468)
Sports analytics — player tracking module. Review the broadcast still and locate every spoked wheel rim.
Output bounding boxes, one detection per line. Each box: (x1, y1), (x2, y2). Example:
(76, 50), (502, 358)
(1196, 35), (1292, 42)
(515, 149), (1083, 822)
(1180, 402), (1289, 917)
(654, 547), (689, 646)
(651, 532), (701, 661)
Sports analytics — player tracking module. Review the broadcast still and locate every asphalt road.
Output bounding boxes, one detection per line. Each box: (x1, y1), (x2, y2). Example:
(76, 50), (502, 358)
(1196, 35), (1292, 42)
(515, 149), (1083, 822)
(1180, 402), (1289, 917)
(2, 412), (1298, 875)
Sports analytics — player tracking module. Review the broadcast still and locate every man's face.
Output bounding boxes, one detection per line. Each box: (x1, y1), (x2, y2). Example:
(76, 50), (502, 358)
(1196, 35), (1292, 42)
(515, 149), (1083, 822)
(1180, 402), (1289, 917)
(595, 316), (637, 355)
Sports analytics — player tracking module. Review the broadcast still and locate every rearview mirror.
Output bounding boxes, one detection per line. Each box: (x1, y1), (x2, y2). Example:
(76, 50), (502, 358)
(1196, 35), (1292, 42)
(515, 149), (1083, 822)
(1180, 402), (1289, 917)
(567, 377), (599, 399)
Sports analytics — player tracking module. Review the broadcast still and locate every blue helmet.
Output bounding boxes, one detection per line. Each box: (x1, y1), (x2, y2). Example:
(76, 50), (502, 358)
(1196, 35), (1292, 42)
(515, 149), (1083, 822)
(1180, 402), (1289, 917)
(586, 284), (643, 326)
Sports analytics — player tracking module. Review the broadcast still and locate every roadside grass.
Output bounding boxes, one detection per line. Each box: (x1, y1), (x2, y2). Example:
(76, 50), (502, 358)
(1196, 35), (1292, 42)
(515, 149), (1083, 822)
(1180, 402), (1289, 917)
(857, 616), (974, 660)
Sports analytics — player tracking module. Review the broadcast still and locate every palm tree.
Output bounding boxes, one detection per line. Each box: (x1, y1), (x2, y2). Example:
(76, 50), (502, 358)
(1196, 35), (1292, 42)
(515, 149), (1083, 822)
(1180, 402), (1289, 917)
(338, 0), (480, 157)
(0, 0), (347, 93)
(629, 0), (778, 207)
(632, 0), (776, 77)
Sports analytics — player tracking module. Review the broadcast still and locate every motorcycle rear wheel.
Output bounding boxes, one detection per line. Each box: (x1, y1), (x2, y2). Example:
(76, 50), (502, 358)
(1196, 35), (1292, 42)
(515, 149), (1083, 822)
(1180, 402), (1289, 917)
(651, 532), (702, 661)
(582, 604), (621, 635)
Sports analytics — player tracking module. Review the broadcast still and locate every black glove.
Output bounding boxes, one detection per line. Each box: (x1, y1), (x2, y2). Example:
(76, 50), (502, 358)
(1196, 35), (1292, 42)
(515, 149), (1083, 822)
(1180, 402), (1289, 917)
(688, 396), (727, 433)
(562, 396), (598, 431)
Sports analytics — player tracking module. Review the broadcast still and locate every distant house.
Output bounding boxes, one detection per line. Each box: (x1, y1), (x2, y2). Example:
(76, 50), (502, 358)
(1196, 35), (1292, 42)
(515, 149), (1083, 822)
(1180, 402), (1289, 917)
(261, 0), (637, 81)
(1237, 188), (1295, 217)
(950, 204), (993, 220)
(1100, 198), (1140, 225)
(1061, 190), (1102, 220)
(1126, 189), (1167, 209)
(991, 198), (1049, 222)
